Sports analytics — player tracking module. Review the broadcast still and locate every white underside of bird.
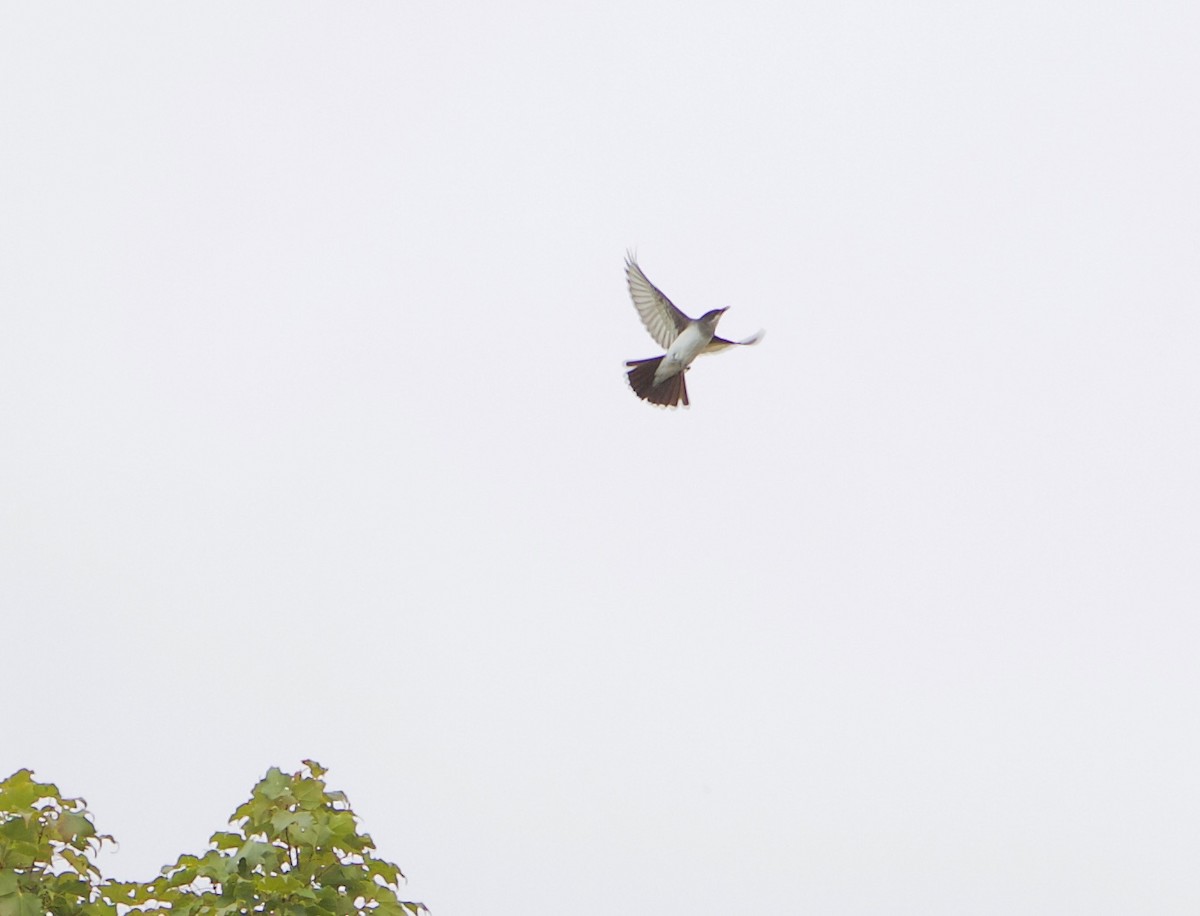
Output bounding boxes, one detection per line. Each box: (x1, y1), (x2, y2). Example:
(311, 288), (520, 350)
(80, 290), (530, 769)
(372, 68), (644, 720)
(623, 253), (765, 407)
(653, 321), (715, 384)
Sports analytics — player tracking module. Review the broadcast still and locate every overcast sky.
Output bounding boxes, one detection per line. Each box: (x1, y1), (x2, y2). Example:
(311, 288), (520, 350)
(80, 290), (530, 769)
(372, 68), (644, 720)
(3, 2), (1199, 914)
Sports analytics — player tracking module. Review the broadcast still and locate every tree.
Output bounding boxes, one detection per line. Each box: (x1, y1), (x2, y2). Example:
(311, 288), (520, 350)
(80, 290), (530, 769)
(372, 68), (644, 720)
(0, 768), (112, 916)
(0, 762), (425, 916)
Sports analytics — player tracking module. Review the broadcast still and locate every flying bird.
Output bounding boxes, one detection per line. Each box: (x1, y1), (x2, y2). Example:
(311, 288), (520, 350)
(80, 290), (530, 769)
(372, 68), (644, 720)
(623, 253), (765, 407)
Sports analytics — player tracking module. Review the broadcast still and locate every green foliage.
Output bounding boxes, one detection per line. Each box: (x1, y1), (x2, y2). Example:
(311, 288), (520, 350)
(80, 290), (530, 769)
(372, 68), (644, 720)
(0, 768), (114, 916)
(1, 763), (426, 916)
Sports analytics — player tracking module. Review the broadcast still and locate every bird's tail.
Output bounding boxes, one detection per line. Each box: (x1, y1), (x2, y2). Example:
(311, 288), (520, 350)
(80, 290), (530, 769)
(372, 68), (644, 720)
(625, 357), (689, 408)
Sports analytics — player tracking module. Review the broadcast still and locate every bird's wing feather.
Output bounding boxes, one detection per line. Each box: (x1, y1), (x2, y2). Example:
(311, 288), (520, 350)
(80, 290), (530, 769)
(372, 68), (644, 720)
(703, 328), (766, 353)
(626, 254), (690, 349)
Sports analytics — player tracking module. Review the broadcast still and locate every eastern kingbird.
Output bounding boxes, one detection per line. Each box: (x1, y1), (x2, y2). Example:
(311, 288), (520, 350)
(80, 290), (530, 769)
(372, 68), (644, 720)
(624, 254), (765, 407)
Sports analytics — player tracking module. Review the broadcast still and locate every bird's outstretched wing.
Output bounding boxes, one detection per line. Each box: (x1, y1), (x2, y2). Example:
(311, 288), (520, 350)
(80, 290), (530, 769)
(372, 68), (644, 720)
(704, 329), (766, 353)
(626, 253), (690, 349)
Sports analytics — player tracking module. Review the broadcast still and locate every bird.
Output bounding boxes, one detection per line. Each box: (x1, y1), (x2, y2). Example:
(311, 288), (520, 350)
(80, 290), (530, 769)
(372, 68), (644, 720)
(623, 253), (765, 407)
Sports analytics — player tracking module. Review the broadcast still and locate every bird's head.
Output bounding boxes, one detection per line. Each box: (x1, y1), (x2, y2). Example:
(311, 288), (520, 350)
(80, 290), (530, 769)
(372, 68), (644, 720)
(699, 307), (729, 329)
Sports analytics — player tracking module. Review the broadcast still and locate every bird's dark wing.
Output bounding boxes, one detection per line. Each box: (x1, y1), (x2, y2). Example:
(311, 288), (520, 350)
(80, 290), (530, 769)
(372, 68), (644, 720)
(703, 329), (766, 353)
(626, 254), (690, 349)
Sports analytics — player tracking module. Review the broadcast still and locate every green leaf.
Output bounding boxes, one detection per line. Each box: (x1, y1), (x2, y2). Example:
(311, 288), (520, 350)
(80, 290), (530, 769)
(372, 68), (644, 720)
(292, 779), (325, 812)
(0, 871), (16, 896)
(258, 768), (292, 801)
(257, 873), (302, 895)
(367, 858), (403, 886)
(316, 864), (368, 895)
(234, 840), (282, 873)
(372, 884), (400, 904)
(374, 902), (428, 916)
(209, 831), (243, 850)
(192, 850), (235, 883)
(0, 818), (36, 846)
(300, 761), (327, 778)
(0, 771), (58, 813)
(0, 886), (43, 916)
(326, 811), (361, 847)
(99, 880), (151, 905)
(270, 810), (316, 841)
(167, 865), (199, 886)
(59, 846), (95, 877)
(1, 840), (40, 870)
(161, 851), (202, 880)
(45, 872), (90, 900)
(54, 810), (97, 845)
(306, 813), (335, 847)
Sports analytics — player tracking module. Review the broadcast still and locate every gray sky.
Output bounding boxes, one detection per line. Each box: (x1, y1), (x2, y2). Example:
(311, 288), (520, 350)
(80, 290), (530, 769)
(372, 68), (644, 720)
(3, 2), (1199, 913)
